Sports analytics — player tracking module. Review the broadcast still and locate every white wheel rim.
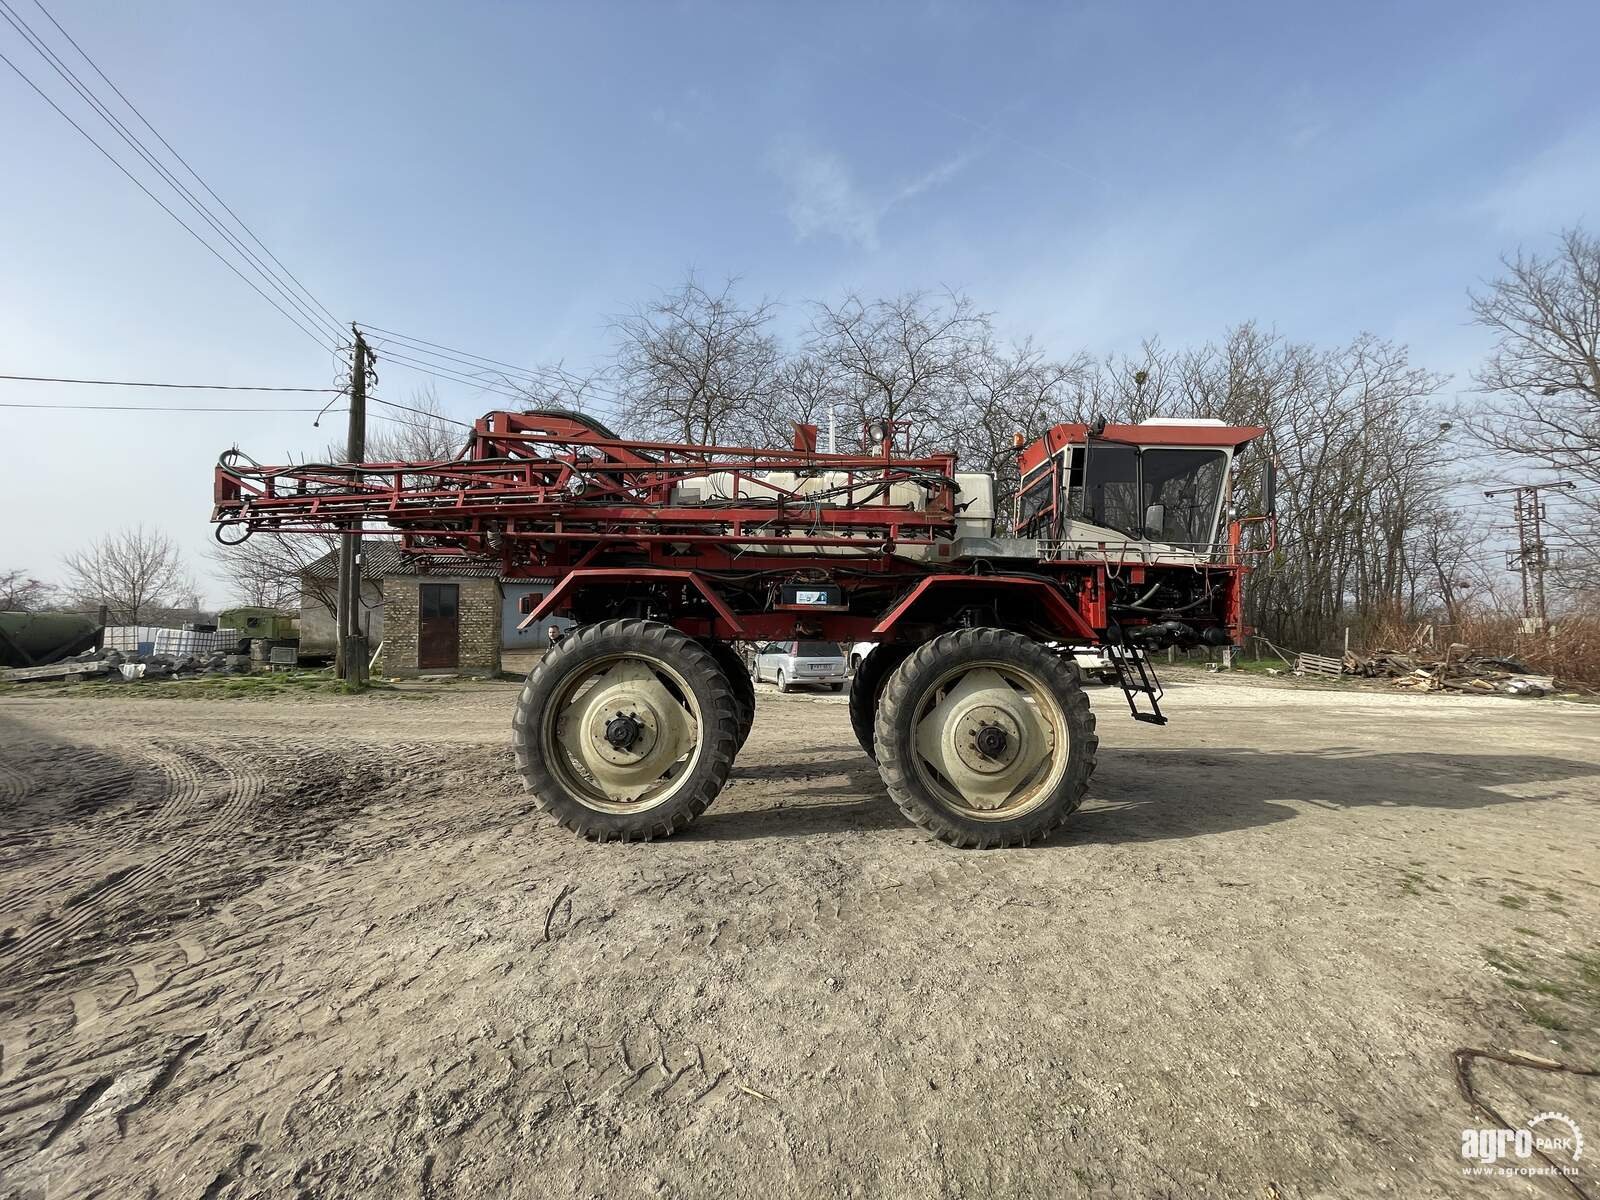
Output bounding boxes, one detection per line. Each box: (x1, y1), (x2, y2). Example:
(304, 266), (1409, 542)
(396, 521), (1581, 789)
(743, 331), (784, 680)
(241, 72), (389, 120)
(541, 653), (702, 813)
(908, 660), (1069, 820)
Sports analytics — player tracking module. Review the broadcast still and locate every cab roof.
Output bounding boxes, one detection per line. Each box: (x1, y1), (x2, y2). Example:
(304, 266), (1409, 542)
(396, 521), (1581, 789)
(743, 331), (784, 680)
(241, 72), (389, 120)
(1018, 422), (1267, 474)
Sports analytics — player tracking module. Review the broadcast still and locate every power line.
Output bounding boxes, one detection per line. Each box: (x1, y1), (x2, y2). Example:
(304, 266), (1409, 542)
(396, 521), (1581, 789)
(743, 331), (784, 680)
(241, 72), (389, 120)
(4, 397), (464, 427)
(28, 0), (343, 334)
(0, 0), (345, 348)
(361, 322), (629, 410)
(367, 395), (474, 428)
(373, 348), (537, 401)
(0, 47), (339, 353)
(1, 400), (344, 412)
(368, 334), (601, 401)
(0, 373), (339, 392)
(360, 324), (549, 379)
(362, 337), (568, 399)
(0, 373), (470, 426)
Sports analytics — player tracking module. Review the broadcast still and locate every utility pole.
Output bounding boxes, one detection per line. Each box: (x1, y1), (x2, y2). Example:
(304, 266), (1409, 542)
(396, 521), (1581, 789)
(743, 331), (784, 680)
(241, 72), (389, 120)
(1485, 480), (1573, 629)
(336, 327), (371, 684)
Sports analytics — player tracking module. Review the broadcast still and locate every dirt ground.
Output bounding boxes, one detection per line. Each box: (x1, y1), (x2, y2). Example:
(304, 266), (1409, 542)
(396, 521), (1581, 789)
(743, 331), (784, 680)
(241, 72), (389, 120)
(1, 670), (1597, 1199)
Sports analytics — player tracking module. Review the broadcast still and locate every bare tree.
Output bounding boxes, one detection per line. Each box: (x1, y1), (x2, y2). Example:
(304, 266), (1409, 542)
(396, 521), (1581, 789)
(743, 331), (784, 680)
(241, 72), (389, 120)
(949, 339), (1091, 514)
(1409, 504), (1494, 626)
(206, 540), (313, 610)
(1460, 227), (1600, 591)
(1, 569), (54, 611)
(805, 289), (990, 454)
(613, 274), (781, 445)
(62, 526), (193, 624)
(741, 352), (849, 449)
(366, 384), (469, 462)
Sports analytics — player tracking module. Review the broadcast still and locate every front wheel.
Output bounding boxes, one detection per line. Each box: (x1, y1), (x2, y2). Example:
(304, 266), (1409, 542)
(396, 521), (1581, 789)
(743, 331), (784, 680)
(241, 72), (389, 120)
(513, 619), (739, 841)
(874, 629), (1097, 848)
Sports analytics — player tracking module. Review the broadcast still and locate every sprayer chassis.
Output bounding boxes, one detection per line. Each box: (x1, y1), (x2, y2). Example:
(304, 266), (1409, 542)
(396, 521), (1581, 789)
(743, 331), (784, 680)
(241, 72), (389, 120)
(213, 410), (1265, 846)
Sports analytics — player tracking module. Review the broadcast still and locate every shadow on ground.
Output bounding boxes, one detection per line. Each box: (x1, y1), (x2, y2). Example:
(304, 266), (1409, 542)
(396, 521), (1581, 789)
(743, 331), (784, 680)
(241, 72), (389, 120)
(691, 747), (1600, 844)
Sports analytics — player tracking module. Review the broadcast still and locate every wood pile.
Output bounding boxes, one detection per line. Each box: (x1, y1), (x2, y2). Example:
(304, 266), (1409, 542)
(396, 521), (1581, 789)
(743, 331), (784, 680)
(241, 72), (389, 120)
(1340, 648), (1556, 695)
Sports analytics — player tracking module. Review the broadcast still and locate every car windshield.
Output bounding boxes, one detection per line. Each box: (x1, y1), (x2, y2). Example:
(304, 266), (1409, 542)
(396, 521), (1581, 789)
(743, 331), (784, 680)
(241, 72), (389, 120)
(794, 641), (839, 657)
(1079, 445), (1226, 544)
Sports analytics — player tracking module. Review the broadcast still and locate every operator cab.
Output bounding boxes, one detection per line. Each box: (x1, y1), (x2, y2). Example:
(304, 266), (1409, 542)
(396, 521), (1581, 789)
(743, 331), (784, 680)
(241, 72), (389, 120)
(1013, 418), (1268, 561)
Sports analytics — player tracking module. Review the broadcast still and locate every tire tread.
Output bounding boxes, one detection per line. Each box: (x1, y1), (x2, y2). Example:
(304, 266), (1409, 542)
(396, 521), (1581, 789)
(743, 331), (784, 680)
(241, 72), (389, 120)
(873, 628), (1098, 848)
(512, 619), (738, 841)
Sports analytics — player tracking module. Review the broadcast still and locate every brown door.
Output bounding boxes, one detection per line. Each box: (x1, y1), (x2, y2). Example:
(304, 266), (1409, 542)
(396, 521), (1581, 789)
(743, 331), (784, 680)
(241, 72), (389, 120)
(418, 583), (459, 669)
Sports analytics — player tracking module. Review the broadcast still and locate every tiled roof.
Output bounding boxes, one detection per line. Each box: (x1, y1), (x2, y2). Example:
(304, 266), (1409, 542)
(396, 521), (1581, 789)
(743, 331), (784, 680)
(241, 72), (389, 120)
(299, 543), (501, 580)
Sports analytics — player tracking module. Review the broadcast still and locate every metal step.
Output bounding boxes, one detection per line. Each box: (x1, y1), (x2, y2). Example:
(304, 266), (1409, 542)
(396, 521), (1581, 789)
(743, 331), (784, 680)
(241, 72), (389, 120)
(1106, 629), (1167, 725)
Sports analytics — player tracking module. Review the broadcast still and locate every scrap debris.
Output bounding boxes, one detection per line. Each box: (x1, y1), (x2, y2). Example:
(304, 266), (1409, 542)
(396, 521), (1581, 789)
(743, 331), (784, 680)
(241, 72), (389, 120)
(1325, 646), (1557, 695)
(0, 646), (251, 685)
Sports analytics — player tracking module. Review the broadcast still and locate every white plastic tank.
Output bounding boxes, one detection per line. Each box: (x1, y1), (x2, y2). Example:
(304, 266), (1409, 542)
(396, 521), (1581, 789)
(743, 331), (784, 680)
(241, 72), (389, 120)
(669, 467), (990, 557)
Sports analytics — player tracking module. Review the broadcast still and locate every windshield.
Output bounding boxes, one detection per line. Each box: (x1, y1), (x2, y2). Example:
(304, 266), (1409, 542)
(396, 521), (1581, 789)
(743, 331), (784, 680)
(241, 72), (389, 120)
(1143, 449), (1226, 544)
(1078, 445), (1227, 544)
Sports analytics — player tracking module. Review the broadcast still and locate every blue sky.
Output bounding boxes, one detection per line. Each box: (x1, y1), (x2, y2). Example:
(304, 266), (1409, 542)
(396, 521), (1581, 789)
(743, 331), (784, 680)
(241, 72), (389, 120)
(3, 1), (1598, 601)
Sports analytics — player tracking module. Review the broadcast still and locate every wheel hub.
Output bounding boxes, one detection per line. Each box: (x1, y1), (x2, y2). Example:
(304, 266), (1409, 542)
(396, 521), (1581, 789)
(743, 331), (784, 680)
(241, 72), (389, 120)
(604, 712), (643, 750)
(974, 723), (1009, 759)
(555, 660), (697, 801)
(950, 703), (1022, 776)
(915, 667), (1054, 811)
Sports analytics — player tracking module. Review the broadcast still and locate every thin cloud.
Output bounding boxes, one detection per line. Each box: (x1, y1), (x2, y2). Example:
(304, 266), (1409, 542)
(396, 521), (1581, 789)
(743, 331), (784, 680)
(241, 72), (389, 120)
(770, 143), (979, 250)
(1477, 127), (1600, 234)
(773, 146), (883, 249)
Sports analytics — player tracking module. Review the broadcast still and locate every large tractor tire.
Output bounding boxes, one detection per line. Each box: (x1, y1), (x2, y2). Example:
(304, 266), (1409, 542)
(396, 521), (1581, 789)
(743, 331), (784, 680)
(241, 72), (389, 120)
(874, 629), (1097, 848)
(701, 638), (756, 751)
(513, 619), (739, 841)
(848, 643), (913, 760)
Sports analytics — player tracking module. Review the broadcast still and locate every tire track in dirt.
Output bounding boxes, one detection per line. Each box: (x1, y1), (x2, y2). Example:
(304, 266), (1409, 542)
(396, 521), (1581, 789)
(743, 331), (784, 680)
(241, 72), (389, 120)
(4, 737), (465, 1037)
(0, 756), (33, 805)
(3, 724), (762, 1192)
(0, 741), (315, 1170)
(0, 745), (263, 974)
(0, 742), (208, 919)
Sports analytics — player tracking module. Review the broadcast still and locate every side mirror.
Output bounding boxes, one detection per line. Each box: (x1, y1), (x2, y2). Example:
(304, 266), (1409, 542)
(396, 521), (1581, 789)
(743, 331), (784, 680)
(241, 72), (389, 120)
(1142, 502), (1166, 535)
(1265, 459), (1277, 516)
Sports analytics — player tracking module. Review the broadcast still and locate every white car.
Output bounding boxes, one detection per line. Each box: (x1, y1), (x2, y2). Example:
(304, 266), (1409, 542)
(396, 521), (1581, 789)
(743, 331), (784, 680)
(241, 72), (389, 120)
(754, 640), (848, 692)
(852, 639), (1118, 684)
(847, 641), (877, 673)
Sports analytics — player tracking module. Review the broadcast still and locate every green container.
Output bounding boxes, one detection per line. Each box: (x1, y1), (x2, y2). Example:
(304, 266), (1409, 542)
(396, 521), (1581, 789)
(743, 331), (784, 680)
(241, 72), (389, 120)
(217, 607), (299, 644)
(0, 611), (99, 667)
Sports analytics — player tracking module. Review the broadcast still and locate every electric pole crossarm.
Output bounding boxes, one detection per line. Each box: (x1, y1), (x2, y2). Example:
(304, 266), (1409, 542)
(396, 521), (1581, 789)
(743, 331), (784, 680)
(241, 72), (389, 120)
(1484, 480), (1574, 627)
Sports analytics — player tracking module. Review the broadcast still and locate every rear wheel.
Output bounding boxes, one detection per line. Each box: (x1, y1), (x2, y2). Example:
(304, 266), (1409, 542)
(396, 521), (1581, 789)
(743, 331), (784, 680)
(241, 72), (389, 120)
(848, 644), (912, 760)
(874, 629), (1096, 848)
(513, 619), (738, 841)
(701, 639), (755, 751)
(776, 668), (790, 694)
